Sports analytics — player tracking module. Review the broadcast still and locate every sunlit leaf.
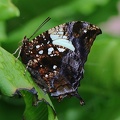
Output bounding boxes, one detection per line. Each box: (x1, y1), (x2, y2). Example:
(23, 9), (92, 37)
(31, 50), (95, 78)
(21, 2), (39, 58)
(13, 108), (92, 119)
(0, 47), (57, 120)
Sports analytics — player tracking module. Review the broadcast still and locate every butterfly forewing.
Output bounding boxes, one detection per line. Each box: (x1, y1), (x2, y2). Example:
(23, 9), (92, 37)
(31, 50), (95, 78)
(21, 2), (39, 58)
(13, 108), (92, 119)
(20, 20), (102, 105)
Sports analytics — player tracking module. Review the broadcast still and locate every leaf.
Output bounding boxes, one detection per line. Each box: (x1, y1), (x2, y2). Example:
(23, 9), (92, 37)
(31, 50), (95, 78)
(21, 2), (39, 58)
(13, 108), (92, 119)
(0, 21), (7, 42)
(0, 47), (58, 120)
(0, 0), (20, 20)
(0, 47), (33, 96)
(22, 90), (57, 120)
(0, 46), (49, 102)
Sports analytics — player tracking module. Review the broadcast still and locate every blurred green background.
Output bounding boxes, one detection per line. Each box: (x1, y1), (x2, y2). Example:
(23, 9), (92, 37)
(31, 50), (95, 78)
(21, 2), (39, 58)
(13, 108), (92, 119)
(0, 0), (120, 120)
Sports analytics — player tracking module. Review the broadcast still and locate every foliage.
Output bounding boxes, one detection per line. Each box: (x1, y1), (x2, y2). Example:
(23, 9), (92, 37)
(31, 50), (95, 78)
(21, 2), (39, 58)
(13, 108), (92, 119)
(0, 0), (120, 120)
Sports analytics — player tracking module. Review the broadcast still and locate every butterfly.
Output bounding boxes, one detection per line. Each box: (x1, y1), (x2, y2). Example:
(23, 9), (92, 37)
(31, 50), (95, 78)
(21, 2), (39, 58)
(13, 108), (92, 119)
(18, 17), (102, 105)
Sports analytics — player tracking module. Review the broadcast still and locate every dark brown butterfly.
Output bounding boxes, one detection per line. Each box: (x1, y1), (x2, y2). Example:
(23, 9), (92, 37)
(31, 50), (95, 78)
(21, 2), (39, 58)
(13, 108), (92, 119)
(18, 18), (102, 105)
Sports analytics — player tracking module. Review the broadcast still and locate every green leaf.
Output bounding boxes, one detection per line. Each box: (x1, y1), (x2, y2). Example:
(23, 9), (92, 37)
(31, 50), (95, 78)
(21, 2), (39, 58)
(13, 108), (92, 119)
(22, 90), (57, 120)
(0, 21), (7, 42)
(0, 47), (58, 120)
(0, 0), (20, 20)
(0, 47), (33, 96)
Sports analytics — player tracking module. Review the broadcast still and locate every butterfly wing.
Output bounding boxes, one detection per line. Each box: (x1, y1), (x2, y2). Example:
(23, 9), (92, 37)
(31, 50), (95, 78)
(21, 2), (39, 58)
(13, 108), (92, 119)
(20, 21), (102, 105)
(20, 31), (71, 93)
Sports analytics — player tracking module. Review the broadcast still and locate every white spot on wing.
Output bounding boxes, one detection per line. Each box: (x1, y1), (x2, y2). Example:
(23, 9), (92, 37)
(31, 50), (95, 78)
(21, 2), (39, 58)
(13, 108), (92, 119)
(39, 50), (43, 54)
(53, 65), (57, 69)
(40, 65), (42, 67)
(36, 45), (40, 49)
(57, 47), (65, 52)
(47, 41), (50, 44)
(50, 54), (54, 57)
(48, 47), (54, 55)
(45, 74), (48, 78)
(84, 29), (87, 33)
(36, 54), (39, 57)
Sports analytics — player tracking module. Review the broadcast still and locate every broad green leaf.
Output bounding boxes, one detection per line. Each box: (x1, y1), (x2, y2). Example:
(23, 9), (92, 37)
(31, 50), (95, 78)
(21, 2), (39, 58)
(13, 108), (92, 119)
(0, 0), (20, 20)
(0, 47), (33, 96)
(0, 47), (57, 120)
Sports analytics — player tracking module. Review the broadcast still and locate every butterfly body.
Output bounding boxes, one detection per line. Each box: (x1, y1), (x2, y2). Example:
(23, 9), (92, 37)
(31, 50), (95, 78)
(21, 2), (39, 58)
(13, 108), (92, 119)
(20, 21), (102, 105)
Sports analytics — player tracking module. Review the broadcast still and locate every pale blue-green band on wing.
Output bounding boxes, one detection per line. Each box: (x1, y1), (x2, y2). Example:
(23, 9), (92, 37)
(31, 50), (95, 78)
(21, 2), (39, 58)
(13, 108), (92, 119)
(53, 39), (75, 51)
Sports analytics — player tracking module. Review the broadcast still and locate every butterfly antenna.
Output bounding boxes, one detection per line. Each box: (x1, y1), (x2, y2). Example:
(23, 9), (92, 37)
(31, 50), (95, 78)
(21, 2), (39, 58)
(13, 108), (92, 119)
(29, 17), (51, 39)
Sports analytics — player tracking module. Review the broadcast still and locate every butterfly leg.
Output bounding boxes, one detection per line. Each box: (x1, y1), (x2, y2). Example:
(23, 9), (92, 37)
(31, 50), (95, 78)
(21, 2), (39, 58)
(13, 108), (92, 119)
(23, 60), (33, 75)
(13, 46), (22, 61)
